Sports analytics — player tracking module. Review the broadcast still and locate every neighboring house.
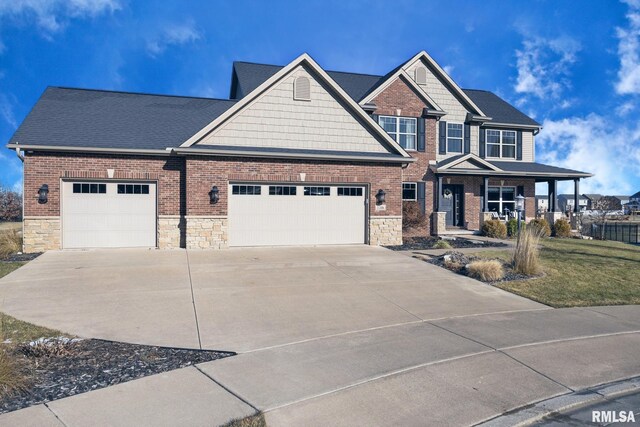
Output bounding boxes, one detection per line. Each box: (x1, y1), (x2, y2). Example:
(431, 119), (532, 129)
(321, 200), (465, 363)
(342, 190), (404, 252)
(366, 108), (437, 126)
(583, 194), (603, 210)
(535, 196), (549, 214)
(613, 195), (630, 208)
(624, 200), (640, 214)
(7, 51), (592, 252)
(558, 194), (588, 213)
(630, 191), (640, 202)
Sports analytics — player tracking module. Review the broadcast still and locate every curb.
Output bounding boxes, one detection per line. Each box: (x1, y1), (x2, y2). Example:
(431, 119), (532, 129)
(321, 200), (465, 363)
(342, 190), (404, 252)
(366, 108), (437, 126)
(476, 376), (640, 427)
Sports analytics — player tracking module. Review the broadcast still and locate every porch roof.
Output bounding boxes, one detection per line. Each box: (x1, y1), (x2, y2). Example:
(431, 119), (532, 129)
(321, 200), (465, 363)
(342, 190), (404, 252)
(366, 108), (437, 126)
(432, 154), (593, 180)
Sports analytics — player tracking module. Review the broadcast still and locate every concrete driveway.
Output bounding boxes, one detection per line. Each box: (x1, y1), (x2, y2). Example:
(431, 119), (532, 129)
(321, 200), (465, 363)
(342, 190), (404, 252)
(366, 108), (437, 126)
(0, 245), (543, 352)
(2, 246), (640, 426)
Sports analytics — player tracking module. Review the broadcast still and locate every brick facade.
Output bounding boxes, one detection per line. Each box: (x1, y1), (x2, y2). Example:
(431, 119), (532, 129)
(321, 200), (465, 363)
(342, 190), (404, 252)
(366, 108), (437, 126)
(23, 152), (184, 217)
(372, 77), (436, 235)
(185, 156), (402, 217)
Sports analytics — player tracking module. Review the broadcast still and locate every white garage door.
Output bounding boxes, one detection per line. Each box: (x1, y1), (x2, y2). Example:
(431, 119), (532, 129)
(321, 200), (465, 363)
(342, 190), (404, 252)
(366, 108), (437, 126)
(62, 181), (157, 249)
(228, 183), (366, 247)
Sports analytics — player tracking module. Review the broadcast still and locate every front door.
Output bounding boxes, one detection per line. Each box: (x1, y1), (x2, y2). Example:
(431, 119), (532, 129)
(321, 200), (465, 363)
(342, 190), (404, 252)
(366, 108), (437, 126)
(442, 184), (464, 227)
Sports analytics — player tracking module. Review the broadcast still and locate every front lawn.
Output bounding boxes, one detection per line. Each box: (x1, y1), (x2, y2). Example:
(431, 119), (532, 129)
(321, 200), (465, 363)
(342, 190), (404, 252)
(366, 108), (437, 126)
(473, 239), (640, 307)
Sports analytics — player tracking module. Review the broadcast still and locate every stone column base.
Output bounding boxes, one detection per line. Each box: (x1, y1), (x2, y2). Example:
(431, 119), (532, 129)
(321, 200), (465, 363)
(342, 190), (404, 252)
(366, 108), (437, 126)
(185, 216), (228, 249)
(23, 217), (61, 253)
(158, 216), (184, 249)
(431, 212), (447, 236)
(545, 212), (563, 226)
(369, 216), (402, 246)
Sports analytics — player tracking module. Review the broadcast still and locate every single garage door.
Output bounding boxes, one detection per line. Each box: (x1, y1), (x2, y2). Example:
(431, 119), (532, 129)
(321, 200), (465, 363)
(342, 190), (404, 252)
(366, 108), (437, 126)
(228, 183), (366, 247)
(62, 181), (157, 249)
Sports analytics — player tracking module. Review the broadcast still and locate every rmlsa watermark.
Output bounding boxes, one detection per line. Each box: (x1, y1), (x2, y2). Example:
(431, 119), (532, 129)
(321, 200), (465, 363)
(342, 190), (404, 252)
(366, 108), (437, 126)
(592, 410), (636, 423)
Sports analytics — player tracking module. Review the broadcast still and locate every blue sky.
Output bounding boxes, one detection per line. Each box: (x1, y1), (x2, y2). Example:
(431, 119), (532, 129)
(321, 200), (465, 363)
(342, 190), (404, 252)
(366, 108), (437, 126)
(1, 0), (640, 196)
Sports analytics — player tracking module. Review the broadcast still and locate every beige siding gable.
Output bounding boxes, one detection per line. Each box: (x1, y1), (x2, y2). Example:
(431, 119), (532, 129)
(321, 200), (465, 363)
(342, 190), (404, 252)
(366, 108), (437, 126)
(199, 65), (389, 153)
(450, 160), (487, 170)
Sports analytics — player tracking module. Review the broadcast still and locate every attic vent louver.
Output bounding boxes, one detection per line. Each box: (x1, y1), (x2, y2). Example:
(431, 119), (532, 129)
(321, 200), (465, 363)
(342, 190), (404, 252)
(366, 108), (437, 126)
(415, 66), (427, 85)
(293, 76), (311, 101)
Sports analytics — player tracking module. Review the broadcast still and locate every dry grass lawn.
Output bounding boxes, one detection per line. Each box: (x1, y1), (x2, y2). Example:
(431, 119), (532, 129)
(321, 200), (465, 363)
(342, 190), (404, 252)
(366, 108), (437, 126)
(222, 413), (266, 427)
(0, 222), (21, 232)
(473, 238), (640, 307)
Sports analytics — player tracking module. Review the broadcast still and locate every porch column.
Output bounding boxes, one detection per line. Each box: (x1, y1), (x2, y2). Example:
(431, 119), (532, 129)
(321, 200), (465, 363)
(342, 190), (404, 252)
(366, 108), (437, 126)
(483, 176), (489, 212)
(437, 175), (443, 211)
(573, 178), (580, 213)
(548, 179), (558, 212)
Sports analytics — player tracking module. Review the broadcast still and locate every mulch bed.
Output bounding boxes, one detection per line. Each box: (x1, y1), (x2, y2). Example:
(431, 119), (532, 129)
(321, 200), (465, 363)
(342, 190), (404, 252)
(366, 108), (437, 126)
(1, 337), (234, 414)
(424, 251), (535, 283)
(386, 236), (508, 251)
(0, 253), (41, 262)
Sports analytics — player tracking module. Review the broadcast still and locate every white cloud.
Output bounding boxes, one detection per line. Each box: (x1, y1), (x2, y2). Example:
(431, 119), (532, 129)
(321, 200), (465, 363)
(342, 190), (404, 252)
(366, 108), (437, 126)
(514, 36), (580, 100)
(146, 21), (202, 57)
(0, 0), (120, 33)
(443, 65), (455, 77)
(615, 0), (640, 94)
(616, 100), (636, 116)
(536, 114), (640, 194)
(0, 94), (17, 129)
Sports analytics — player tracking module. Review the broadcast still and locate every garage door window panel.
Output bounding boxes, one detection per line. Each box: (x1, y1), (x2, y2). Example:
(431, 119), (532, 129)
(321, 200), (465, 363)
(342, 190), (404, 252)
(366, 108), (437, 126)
(232, 185), (261, 195)
(337, 187), (363, 197)
(73, 183), (106, 194)
(118, 184), (150, 195)
(304, 186), (330, 196)
(269, 186), (296, 196)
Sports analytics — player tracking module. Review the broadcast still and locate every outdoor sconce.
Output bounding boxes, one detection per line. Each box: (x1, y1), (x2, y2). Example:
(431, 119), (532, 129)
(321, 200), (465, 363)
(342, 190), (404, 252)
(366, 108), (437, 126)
(38, 184), (49, 204)
(375, 189), (386, 205)
(209, 185), (219, 204)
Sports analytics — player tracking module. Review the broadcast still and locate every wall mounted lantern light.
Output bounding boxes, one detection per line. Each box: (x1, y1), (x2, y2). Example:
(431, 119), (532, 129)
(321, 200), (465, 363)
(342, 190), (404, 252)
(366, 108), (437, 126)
(38, 184), (49, 204)
(209, 185), (219, 204)
(375, 189), (386, 205)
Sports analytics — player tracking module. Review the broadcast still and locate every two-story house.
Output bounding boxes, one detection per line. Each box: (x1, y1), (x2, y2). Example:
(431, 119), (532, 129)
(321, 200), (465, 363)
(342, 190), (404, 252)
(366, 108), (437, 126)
(7, 52), (592, 252)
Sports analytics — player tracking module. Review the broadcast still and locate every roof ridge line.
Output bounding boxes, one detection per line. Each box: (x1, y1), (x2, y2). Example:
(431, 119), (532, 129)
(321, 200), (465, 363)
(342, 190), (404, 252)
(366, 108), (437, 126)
(50, 86), (238, 102)
(234, 60), (384, 78)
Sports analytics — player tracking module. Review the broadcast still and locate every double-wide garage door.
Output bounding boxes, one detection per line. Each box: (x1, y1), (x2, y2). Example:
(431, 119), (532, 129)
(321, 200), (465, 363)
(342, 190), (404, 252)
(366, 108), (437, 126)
(62, 181), (156, 249)
(228, 183), (367, 247)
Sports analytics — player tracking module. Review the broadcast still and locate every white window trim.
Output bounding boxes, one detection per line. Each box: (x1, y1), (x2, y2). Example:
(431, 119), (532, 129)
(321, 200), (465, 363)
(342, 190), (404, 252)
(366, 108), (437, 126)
(402, 182), (418, 201)
(446, 122), (464, 154)
(485, 129), (517, 159)
(487, 186), (516, 214)
(379, 116), (417, 151)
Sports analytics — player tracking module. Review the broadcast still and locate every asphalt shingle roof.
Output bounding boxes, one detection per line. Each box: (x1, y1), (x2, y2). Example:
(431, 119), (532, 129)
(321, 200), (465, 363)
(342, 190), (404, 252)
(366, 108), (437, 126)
(488, 160), (589, 175)
(231, 61), (540, 126)
(9, 87), (237, 150)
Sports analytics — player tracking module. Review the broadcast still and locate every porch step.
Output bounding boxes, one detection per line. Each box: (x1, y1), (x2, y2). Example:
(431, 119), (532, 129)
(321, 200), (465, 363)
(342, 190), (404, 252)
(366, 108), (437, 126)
(438, 229), (477, 236)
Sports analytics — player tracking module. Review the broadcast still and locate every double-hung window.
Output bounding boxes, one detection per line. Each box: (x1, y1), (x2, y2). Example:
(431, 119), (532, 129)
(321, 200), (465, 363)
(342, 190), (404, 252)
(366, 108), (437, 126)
(379, 116), (417, 150)
(488, 186), (516, 215)
(447, 123), (463, 153)
(486, 129), (516, 159)
(402, 182), (417, 201)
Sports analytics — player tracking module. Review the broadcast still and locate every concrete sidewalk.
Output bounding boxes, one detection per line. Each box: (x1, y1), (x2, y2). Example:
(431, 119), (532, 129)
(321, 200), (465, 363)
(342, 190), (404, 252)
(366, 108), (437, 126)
(2, 305), (639, 427)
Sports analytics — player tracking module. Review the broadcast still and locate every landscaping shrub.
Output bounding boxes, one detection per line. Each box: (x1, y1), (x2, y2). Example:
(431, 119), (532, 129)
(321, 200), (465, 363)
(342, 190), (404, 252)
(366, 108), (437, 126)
(466, 260), (505, 282)
(432, 239), (452, 249)
(481, 219), (507, 239)
(506, 218), (518, 237)
(554, 218), (572, 238)
(0, 229), (22, 258)
(512, 227), (543, 275)
(402, 202), (425, 230)
(527, 218), (551, 238)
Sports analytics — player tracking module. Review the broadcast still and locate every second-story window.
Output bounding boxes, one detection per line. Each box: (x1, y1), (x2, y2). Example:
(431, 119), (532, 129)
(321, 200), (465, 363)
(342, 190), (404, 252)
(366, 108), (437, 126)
(447, 123), (463, 153)
(486, 129), (516, 159)
(379, 116), (416, 150)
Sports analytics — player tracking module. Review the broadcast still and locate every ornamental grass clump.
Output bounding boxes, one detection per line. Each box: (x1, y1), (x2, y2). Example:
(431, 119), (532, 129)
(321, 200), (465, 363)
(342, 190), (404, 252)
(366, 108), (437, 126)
(527, 218), (551, 238)
(0, 229), (22, 259)
(432, 239), (452, 249)
(466, 260), (504, 282)
(512, 227), (543, 276)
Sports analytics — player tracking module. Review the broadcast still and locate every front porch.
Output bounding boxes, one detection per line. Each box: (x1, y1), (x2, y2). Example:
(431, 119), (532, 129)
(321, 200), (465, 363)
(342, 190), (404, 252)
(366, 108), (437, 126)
(429, 154), (593, 236)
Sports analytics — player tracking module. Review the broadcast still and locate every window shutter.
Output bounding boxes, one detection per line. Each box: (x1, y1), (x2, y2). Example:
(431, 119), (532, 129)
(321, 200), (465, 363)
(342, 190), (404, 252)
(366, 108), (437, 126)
(417, 117), (426, 152)
(464, 124), (471, 154)
(480, 184), (485, 213)
(439, 121), (447, 154)
(516, 130), (523, 160)
(517, 185), (525, 197)
(479, 127), (486, 158)
(417, 182), (426, 214)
